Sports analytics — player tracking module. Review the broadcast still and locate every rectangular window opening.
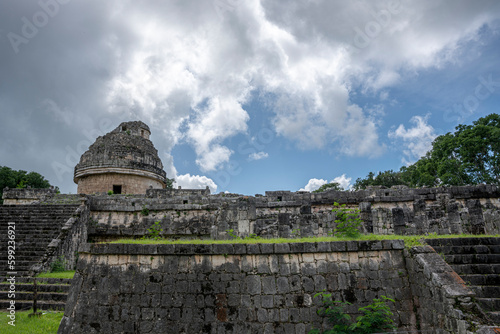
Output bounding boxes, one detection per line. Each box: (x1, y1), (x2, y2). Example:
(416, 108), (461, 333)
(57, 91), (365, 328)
(183, 200), (188, 204)
(113, 185), (122, 194)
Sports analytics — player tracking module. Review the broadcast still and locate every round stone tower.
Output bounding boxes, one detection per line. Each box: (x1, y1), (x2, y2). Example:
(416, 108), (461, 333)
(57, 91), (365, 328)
(74, 121), (167, 194)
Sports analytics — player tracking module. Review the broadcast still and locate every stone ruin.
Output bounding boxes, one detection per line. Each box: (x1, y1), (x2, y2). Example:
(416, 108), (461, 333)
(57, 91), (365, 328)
(74, 121), (168, 195)
(1, 120), (499, 333)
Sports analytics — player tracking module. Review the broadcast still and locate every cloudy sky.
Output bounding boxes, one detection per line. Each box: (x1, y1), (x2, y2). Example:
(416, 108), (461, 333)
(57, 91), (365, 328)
(1, 0), (500, 195)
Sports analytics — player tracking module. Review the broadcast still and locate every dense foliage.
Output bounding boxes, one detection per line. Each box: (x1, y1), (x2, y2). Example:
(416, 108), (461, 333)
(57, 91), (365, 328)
(310, 293), (396, 334)
(354, 114), (500, 189)
(0, 166), (54, 203)
(331, 202), (362, 238)
(165, 177), (174, 189)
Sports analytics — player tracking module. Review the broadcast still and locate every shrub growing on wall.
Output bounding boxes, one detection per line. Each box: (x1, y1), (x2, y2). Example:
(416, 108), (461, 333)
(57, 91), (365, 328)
(310, 292), (396, 334)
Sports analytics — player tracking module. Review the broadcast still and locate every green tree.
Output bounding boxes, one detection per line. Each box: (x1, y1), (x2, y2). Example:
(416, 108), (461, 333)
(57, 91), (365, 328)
(0, 166), (53, 203)
(355, 114), (500, 189)
(353, 170), (405, 190)
(313, 182), (344, 193)
(165, 177), (174, 189)
(402, 113), (500, 187)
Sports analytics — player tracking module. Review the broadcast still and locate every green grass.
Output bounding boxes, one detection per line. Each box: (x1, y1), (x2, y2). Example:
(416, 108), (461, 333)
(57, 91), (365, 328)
(105, 233), (499, 249)
(0, 309), (63, 334)
(36, 271), (75, 279)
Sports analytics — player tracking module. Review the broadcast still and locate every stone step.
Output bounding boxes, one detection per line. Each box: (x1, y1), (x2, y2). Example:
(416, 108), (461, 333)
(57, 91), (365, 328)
(426, 237), (500, 247)
(0, 277), (73, 285)
(0, 291), (68, 301)
(0, 222), (68, 227)
(0, 249), (50, 254)
(0, 223), (65, 227)
(0, 249), (48, 254)
(451, 264), (500, 275)
(0, 256), (39, 262)
(0, 230), (59, 234)
(0, 299), (65, 311)
(487, 311), (500, 323)
(0, 238), (57, 244)
(444, 254), (500, 264)
(0, 227), (64, 231)
(0, 234), (61, 239)
(0, 266), (36, 273)
(0, 284), (71, 293)
(0, 212), (76, 215)
(0, 206), (79, 210)
(432, 245), (499, 255)
(0, 239), (57, 245)
(0, 214), (77, 217)
(477, 298), (500, 312)
(0, 271), (31, 277)
(470, 286), (500, 298)
(0, 261), (39, 267)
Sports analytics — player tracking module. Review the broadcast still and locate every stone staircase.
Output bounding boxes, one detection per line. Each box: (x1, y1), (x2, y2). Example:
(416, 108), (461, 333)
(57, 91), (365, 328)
(0, 277), (73, 311)
(0, 204), (79, 277)
(427, 237), (500, 324)
(0, 204), (79, 311)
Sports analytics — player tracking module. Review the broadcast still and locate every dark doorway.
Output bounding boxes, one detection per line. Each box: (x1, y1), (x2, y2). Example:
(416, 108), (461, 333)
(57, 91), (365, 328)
(113, 185), (122, 194)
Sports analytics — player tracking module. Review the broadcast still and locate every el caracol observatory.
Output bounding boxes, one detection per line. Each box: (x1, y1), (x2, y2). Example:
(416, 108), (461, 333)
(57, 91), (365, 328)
(74, 121), (167, 194)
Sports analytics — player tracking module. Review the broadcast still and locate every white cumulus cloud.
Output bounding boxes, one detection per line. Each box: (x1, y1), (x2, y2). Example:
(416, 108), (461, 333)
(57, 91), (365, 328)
(248, 151), (269, 161)
(332, 174), (352, 190)
(299, 178), (328, 192)
(102, 0), (498, 172)
(300, 174), (352, 192)
(388, 114), (438, 165)
(174, 173), (218, 194)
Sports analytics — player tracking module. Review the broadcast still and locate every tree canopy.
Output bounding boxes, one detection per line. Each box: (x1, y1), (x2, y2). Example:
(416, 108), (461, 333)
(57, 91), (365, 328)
(0, 166), (54, 203)
(313, 182), (344, 193)
(354, 113), (500, 190)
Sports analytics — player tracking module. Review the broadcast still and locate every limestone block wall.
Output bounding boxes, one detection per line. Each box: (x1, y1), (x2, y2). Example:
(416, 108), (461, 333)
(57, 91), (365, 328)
(59, 240), (417, 334)
(77, 173), (164, 195)
(2, 187), (57, 205)
(58, 240), (492, 334)
(31, 202), (90, 273)
(86, 185), (500, 241)
(405, 245), (491, 333)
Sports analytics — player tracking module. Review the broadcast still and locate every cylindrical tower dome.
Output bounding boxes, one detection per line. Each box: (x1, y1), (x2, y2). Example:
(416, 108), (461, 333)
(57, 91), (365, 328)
(74, 121), (167, 194)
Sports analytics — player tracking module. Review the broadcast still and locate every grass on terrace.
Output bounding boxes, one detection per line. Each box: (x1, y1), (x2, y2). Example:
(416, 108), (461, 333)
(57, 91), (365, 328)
(105, 233), (499, 249)
(36, 271), (75, 279)
(0, 309), (63, 334)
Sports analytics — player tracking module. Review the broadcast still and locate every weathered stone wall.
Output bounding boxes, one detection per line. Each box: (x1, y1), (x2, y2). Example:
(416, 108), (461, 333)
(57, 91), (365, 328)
(2, 187), (57, 205)
(59, 240), (492, 334)
(77, 173), (165, 195)
(405, 245), (489, 333)
(87, 185), (500, 241)
(59, 240), (417, 334)
(32, 201), (90, 274)
(74, 121), (168, 194)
